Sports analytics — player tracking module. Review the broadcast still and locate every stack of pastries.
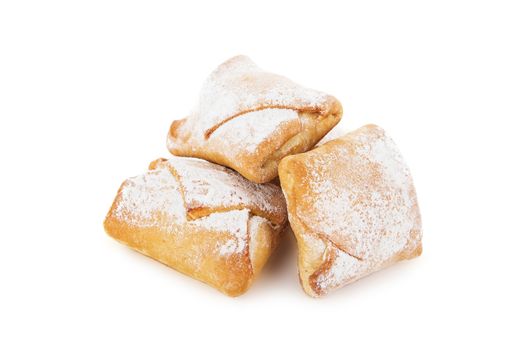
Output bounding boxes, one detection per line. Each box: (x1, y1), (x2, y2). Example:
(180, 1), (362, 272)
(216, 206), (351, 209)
(104, 56), (422, 297)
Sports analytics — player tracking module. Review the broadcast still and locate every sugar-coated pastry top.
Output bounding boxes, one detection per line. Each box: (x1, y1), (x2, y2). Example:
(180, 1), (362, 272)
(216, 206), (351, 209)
(182, 55), (338, 140)
(167, 55), (342, 183)
(114, 157), (287, 229)
(110, 167), (257, 258)
(104, 156), (289, 296)
(108, 157), (287, 264)
(296, 125), (420, 261)
(149, 157), (287, 224)
(279, 124), (422, 296)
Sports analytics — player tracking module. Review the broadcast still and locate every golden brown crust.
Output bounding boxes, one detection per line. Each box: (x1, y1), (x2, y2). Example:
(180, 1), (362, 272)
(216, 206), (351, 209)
(167, 56), (343, 183)
(104, 157), (287, 297)
(279, 124), (423, 297)
(104, 215), (254, 296)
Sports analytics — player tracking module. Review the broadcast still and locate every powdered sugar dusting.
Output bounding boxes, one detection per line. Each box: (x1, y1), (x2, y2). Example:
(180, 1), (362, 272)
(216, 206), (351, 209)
(156, 157), (286, 224)
(190, 209), (250, 256)
(191, 56), (328, 135)
(114, 168), (186, 226)
(290, 125), (422, 293)
(175, 56), (331, 145)
(308, 127), (415, 260)
(317, 248), (363, 291)
(210, 108), (299, 154)
(113, 174), (262, 258)
(110, 157), (287, 258)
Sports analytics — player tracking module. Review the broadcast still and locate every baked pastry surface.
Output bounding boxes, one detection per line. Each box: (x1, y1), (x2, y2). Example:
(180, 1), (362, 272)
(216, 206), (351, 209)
(278, 124), (422, 297)
(167, 55), (343, 183)
(104, 157), (287, 296)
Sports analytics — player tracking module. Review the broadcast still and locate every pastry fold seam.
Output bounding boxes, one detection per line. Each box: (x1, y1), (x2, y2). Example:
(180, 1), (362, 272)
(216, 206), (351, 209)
(204, 105), (325, 139)
(149, 157), (287, 226)
(259, 110), (341, 171)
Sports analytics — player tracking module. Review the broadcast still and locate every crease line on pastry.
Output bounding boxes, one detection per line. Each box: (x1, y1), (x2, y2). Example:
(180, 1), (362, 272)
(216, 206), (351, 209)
(259, 131), (302, 170)
(259, 111), (340, 171)
(158, 162), (192, 218)
(246, 213), (256, 277)
(204, 105), (324, 139)
(293, 208), (363, 262)
(287, 197), (363, 262)
(308, 239), (364, 296)
(149, 158), (284, 225)
(308, 241), (337, 296)
(315, 233), (363, 261)
(187, 205), (282, 228)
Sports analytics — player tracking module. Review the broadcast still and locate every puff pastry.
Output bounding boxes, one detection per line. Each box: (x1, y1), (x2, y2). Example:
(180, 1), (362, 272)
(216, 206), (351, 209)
(167, 55), (343, 183)
(278, 124), (422, 297)
(104, 157), (287, 296)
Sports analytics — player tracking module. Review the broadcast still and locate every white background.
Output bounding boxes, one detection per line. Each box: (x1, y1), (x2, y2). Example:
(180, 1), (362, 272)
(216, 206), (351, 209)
(1, 1), (523, 349)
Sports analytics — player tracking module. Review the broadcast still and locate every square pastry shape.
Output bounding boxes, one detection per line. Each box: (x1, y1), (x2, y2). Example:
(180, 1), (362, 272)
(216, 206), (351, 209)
(104, 157), (287, 297)
(167, 55), (343, 183)
(278, 124), (422, 297)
